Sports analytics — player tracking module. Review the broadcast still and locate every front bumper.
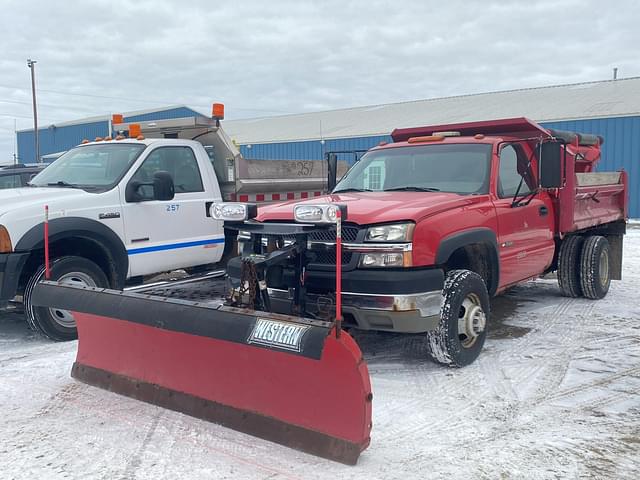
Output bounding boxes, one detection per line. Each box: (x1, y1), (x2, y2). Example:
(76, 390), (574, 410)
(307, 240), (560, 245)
(268, 287), (442, 333)
(0, 252), (30, 304)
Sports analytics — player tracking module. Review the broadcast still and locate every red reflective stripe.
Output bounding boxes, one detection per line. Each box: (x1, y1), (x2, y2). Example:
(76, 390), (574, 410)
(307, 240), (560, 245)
(229, 193), (237, 201)
(301, 192), (308, 198)
(314, 191), (321, 197)
(239, 195), (249, 202)
(256, 194), (265, 202)
(287, 192), (295, 200)
(272, 193), (281, 201)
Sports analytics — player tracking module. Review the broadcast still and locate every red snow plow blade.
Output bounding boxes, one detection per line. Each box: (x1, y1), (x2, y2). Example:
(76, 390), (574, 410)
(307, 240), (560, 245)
(32, 282), (372, 464)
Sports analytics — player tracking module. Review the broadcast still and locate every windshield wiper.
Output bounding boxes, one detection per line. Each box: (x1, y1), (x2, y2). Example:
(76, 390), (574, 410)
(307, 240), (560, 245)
(47, 181), (83, 189)
(384, 186), (441, 192)
(332, 188), (374, 193)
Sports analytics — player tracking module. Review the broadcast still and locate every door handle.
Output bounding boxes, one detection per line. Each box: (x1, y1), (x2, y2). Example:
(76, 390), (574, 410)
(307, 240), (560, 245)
(539, 206), (549, 216)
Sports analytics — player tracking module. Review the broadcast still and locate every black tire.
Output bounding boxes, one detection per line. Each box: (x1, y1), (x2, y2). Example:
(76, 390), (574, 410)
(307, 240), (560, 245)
(580, 236), (611, 300)
(558, 235), (584, 298)
(426, 269), (490, 367)
(24, 256), (109, 341)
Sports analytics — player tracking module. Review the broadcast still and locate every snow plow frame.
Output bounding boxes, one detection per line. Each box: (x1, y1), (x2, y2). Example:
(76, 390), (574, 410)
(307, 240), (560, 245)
(31, 211), (373, 465)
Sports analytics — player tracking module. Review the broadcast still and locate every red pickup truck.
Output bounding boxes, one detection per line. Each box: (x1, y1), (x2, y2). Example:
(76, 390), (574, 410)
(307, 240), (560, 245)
(229, 117), (627, 366)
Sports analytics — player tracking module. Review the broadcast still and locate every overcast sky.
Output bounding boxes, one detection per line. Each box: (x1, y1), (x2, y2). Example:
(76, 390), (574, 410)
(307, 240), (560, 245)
(1, 0), (639, 162)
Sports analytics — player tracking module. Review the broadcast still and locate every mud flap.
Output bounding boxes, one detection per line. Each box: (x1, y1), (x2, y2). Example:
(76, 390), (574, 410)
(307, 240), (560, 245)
(32, 281), (372, 465)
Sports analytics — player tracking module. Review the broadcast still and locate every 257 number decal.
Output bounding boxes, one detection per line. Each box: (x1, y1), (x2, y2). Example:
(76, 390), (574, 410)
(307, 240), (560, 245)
(166, 204), (180, 212)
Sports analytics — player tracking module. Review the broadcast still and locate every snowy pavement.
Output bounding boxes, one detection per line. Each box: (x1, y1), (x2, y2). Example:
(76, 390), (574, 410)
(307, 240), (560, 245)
(1, 232), (639, 479)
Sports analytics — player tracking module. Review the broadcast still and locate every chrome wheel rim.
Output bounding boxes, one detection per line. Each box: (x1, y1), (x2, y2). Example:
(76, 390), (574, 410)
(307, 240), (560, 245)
(48, 272), (97, 328)
(457, 293), (486, 349)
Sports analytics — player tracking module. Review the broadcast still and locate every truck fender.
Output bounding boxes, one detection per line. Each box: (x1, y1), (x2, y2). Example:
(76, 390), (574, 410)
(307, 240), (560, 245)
(15, 217), (128, 288)
(435, 228), (500, 295)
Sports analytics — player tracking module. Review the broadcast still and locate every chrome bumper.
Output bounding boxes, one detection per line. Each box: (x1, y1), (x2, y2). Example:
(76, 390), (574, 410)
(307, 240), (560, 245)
(267, 288), (442, 333)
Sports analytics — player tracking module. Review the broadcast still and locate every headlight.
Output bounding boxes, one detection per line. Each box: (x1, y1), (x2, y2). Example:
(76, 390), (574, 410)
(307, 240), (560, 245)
(209, 203), (257, 221)
(293, 204), (347, 224)
(0, 225), (11, 253)
(360, 252), (406, 268)
(365, 223), (414, 242)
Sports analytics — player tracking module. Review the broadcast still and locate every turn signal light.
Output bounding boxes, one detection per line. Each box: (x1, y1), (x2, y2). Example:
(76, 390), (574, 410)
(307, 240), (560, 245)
(212, 103), (225, 119)
(0, 226), (12, 253)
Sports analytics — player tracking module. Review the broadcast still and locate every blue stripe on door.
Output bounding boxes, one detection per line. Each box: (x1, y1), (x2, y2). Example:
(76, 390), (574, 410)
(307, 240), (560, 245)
(127, 237), (224, 255)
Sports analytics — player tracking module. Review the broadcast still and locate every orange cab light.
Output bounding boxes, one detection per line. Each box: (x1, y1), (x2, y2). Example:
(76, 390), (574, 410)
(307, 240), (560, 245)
(129, 124), (141, 138)
(115, 134), (125, 140)
(95, 137), (103, 142)
(212, 103), (225, 119)
(378, 141), (388, 146)
(407, 135), (444, 143)
(112, 114), (124, 124)
(474, 133), (485, 139)
(81, 139), (90, 144)
(136, 135), (145, 140)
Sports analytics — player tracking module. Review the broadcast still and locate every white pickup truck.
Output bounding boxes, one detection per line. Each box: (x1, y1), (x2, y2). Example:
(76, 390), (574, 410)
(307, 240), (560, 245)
(0, 114), (340, 341)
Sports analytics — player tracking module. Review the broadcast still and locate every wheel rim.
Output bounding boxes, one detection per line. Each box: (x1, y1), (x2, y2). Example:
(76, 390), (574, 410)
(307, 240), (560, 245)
(48, 272), (97, 328)
(457, 293), (486, 349)
(599, 248), (609, 288)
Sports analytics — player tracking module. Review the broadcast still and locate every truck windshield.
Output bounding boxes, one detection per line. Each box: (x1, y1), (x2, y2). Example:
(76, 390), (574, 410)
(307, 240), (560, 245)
(30, 144), (146, 191)
(334, 143), (492, 195)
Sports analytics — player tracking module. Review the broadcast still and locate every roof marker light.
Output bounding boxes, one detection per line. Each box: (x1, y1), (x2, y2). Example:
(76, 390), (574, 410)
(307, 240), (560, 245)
(115, 135), (125, 140)
(432, 131), (461, 137)
(407, 135), (444, 143)
(474, 133), (485, 139)
(81, 139), (90, 144)
(136, 135), (145, 140)
(104, 136), (113, 141)
(95, 137), (103, 142)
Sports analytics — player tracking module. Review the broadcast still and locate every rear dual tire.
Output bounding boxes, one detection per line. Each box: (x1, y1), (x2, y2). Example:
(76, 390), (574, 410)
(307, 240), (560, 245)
(24, 256), (109, 341)
(558, 235), (611, 300)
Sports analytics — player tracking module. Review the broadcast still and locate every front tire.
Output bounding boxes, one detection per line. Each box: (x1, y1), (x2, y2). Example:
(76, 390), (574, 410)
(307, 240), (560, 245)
(580, 236), (611, 300)
(426, 269), (489, 367)
(24, 256), (109, 341)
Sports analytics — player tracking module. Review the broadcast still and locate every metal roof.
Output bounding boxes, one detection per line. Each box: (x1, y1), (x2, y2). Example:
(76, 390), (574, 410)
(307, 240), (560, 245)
(17, 105), (205, 132)
(222, 77), (640, 144)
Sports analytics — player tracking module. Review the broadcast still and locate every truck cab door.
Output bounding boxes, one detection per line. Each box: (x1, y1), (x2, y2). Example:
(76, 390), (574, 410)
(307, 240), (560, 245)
(493, 144), (555, 287)
(121, 145), (223, 277)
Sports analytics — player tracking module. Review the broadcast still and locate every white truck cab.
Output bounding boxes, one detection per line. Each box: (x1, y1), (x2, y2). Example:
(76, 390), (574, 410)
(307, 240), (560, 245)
(0, 137), (225, 340)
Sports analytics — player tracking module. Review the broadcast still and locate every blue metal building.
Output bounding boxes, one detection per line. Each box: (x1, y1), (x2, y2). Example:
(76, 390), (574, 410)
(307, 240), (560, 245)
(224, 78), (640, 217)
(17, 106), (204, 163)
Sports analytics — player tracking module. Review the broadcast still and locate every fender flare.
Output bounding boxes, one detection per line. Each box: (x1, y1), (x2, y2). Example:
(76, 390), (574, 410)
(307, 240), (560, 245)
(15, 217), (128, 288)
(435, 228), (500, 295)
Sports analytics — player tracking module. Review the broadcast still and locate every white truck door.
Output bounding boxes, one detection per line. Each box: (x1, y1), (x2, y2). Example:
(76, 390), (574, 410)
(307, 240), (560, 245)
(121, 144), (223, 276)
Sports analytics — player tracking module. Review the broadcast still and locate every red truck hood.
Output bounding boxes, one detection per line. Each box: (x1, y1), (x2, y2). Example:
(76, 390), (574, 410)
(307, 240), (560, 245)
(257, 192), (482, 225)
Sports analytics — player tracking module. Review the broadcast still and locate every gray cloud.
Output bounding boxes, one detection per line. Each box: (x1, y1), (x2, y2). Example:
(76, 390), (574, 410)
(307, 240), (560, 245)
(1, 0), (639, 161)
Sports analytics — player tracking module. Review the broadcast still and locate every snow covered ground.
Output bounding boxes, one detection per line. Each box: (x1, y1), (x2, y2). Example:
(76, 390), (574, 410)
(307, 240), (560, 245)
(1, 231), (639, 479)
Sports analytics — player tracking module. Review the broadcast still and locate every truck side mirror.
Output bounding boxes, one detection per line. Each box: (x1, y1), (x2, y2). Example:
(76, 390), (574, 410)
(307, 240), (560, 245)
(539, 141), (564, 189)
(125, 171), (175, 202)
(152, 171), (175, 201)
(327, 153), (338, 192)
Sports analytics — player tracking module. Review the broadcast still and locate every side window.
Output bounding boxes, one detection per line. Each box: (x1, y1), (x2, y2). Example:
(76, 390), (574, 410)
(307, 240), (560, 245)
(130, 146), (204, 199)
(0, 174), (22, 189)
(498, 145), (535, 198)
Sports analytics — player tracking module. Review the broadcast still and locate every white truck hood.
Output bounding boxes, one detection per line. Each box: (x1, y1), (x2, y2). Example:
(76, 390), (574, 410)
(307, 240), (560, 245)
(0, 187), (90, 218)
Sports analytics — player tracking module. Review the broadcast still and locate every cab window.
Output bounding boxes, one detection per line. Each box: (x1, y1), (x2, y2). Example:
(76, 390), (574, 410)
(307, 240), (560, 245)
(498, 145), (536, 198)
(0, 173), (22, 189)
(131, 146), (203, 199)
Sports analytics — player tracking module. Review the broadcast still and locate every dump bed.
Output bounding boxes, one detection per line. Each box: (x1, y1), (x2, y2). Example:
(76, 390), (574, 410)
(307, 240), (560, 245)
(115, 116), (348, 201)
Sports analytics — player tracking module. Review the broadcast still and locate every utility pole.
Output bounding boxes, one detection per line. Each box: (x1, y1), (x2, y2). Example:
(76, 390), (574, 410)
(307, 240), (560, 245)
(27, 59), (39, 163)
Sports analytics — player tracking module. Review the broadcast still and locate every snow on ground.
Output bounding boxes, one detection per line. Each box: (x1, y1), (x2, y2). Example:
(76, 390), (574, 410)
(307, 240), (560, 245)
(1, 232), (640, 479)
